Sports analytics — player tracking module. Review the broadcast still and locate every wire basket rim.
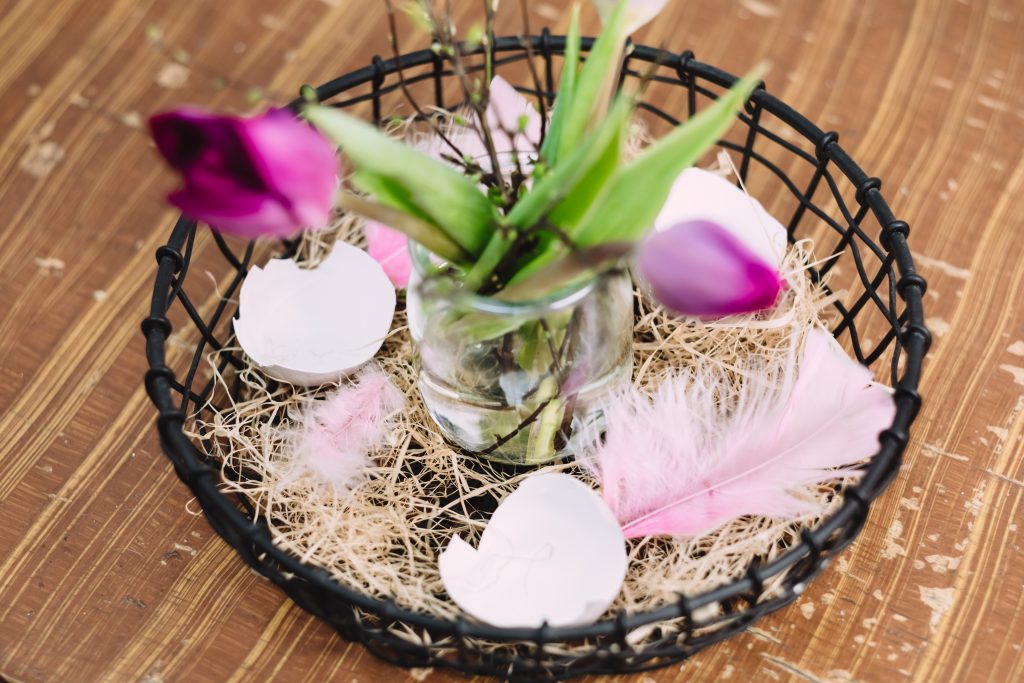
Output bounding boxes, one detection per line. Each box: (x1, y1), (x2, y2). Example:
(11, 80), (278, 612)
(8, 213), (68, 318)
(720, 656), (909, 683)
(142, 32), (929, 675)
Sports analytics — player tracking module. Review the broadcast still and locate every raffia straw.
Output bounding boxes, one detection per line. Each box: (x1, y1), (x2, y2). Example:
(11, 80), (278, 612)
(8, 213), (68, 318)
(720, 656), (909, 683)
(187, 204), (847, 653)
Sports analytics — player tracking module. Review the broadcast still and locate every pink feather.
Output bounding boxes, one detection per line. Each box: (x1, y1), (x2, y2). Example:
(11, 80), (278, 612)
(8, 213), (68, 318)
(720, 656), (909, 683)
(293, 365), (405, 487)
(581, 330), (896, 538)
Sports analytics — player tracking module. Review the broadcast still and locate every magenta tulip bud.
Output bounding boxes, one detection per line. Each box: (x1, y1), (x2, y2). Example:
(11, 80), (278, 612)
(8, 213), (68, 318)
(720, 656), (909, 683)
(638, 219), (782, 319)
(149, 107), (338, 238)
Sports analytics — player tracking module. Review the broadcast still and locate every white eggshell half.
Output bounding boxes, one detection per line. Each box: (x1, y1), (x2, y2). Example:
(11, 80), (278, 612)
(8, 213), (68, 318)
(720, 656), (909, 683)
(655, 167), (789, 269)
(439, 473), (627, 628)
(234, 243), (396, 387)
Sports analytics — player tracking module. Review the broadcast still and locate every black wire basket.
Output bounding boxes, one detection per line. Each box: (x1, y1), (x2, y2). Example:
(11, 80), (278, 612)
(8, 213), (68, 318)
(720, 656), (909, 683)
(142, 33), (930, 681)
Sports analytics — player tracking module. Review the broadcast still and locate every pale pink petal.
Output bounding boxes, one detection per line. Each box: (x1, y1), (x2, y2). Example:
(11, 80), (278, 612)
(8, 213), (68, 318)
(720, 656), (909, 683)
(423, 77), (541, 175)
(485, 75), (544, 158)
(364, 221), (412, 288)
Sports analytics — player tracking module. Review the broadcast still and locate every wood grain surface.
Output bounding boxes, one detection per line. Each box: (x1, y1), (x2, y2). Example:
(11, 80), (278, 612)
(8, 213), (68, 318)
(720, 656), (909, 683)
(1, 0), (1022, 681)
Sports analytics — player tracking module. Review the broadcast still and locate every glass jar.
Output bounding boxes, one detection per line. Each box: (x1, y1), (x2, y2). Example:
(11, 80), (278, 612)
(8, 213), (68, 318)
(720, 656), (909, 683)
(407, 246), (634, 465)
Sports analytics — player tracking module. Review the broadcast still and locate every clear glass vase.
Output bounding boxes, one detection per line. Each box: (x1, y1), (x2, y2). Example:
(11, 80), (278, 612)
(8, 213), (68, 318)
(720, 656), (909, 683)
(407, 246), (634, 465)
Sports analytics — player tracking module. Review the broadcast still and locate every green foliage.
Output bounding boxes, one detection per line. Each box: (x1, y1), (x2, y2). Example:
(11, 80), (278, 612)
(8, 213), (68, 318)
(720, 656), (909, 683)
(506, 95), (632, 232)
(574, 67), (766, 246)
(303, 106), (498, 256)
(538, 3), (581, 166)
(552, 0), (629, 162)
(306, 1), (762, 303)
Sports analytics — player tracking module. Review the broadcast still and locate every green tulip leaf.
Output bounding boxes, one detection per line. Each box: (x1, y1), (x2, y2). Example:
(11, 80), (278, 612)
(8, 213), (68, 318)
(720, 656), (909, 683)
(574, 66), (767, 247)
(303, 105), (498, 256)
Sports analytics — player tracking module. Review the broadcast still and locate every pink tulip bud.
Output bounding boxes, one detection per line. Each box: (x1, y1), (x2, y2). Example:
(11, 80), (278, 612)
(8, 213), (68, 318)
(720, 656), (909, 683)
(149, 107), (338, 238)
(638, 219), (782, 319)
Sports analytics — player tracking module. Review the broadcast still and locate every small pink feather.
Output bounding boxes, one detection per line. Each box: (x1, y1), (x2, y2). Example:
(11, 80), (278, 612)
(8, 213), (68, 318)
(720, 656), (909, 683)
(293, 365), (405, 488)
(581, 330), (896, 538)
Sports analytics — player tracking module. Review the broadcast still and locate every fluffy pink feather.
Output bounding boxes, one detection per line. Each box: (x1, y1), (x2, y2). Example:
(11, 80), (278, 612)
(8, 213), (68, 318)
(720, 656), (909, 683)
(293, 364), (405, 487)
(581, 329), (896, 538)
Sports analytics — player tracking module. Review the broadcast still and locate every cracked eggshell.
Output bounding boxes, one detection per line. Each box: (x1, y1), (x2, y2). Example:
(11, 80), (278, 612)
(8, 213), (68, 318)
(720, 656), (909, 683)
(655, 167), (788, 269)
(233, 243), (396, 386)
(439, 473), (627, 628)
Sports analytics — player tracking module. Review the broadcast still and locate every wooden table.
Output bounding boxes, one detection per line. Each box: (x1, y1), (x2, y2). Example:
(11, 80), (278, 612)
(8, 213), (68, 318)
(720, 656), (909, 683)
(1, 0), (1022, 681)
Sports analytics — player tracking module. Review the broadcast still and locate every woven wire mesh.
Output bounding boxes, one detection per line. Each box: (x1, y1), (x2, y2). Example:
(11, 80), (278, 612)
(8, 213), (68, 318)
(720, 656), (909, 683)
(142, 34), (929, 681)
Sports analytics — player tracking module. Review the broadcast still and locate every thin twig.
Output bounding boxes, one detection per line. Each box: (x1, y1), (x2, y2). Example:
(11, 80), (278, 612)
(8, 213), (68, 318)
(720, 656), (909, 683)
(383, 0), (468, 162)
(431, 0), (509, 203)
(518, 0), (548, 143)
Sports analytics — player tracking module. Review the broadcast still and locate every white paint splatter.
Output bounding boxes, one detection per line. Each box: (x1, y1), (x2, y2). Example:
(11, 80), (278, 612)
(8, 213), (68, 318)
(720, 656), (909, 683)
(721, 664), (735, 679)
(532, 3), (560, 21)
(924, 554), (961, 574)
(976, 94), (1010, 111)
(921, 443), (969, 461)
(872, 589), (884, 600)
(173, 542), (198, 557)
(914, 254), (970, 279)
(800, 602), (815, 619)
(927, 318), (950, 338)
(119, 111), (143, 129)
(965, 482), (986, 516)
(92, 290), (108, 302)
(883, 518), (907, 559)
(900, 497), (920, 511)
(821, 592), (835, 605)
(258, 13), (285, 30)
(20, 140), (66, 178)
(34, 256), (66, 274)
(999, 364), (1024, 385)
(919, 586), (955, 633)
(988, 426), (1009, 443)
(738, 0), (779, 17)
(156, 62), (190, 89)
